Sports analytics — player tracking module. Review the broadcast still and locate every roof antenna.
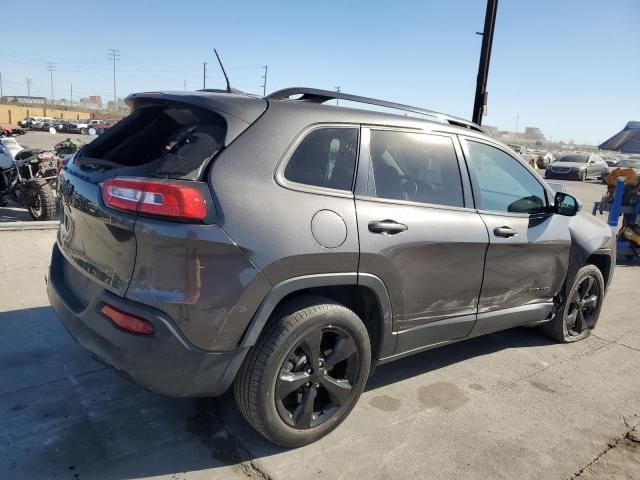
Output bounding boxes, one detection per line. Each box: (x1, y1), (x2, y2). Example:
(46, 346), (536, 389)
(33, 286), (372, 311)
(214, 49), (242, 94)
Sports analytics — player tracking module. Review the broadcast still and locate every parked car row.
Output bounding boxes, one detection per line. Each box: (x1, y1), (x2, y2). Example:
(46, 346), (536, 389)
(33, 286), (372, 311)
(17, 116), (117, 134)
(599, 156), (640, 184)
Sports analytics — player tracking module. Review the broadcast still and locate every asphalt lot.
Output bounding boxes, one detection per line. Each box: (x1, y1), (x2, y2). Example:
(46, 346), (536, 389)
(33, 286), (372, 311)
(1, 155), (639, 479)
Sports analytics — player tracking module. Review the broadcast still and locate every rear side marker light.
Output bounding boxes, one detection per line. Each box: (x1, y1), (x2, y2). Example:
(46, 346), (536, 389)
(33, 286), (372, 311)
(101, 304), (155, 335)
(102, 177), (207, 220)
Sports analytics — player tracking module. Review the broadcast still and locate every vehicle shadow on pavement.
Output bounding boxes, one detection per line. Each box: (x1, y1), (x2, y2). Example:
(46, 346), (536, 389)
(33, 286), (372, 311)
(0, 306), (284, 479)
(367, 327), (554, 391)
(0, 306), (553, 479)
(0, 203), (33, 221)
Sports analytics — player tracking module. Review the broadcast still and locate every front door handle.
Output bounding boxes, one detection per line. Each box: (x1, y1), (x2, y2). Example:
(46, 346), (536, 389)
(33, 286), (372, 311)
(368, 220), (408, 234)
(493, 226), (518, 238)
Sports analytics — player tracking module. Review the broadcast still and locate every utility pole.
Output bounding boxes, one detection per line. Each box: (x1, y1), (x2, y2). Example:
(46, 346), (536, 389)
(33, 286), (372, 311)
(26, 78), (33, 97)
(184, 80), (187, 91)
(46, 62), (56, 101)
(472, 0), (498, 125)
(70, 83), (73, 105)
(335, 86), (341, 106)
(108, 49), (120, 107)
(515, 114), (519, 133)
(261, 65), (268, 96)
(203, 62), (207, 89)
(0, 72), (3, 98)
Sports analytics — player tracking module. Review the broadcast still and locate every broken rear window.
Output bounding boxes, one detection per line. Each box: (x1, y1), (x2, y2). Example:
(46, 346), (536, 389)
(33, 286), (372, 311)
(79, 102), (227, 180)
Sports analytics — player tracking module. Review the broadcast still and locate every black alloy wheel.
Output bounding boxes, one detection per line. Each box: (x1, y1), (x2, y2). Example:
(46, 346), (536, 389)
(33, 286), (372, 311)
(275, 326), (359, 429)
(565, 274), (600, 336)
(540, 264), (605, 343)
(234, 299), (371, 447)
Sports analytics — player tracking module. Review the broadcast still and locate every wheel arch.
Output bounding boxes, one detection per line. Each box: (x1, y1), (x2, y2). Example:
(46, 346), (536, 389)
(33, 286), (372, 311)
(239, 273), (395, 366)
(586, 252), (613, 289)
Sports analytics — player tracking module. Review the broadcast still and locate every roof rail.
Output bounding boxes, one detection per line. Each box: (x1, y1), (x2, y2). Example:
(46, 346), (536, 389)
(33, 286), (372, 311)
(267, 87), (484, 132)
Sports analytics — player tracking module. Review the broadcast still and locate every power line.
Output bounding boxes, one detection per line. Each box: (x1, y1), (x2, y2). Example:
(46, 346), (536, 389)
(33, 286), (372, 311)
(46, 61), (56, 101)
(107, 49), (120, 106)
(261, 65), (268, 96)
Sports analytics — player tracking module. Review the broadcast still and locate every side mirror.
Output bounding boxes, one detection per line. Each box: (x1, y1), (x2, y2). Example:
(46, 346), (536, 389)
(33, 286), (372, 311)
(48, 127), (57, 135)
(554, 192), (580, 216)
(88, 128), (97, 136)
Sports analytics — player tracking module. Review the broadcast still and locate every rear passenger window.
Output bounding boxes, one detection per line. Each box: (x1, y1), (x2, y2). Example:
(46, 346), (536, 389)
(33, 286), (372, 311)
(368, 130), (464, 207)
(284, 127), (358, 191)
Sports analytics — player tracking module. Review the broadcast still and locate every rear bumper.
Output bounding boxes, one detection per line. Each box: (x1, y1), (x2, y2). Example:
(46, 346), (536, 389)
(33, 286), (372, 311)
(47, 243), (248, 397)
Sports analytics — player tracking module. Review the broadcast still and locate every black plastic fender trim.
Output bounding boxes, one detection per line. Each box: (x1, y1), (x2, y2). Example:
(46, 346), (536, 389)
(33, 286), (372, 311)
(239, 272), (395, 361)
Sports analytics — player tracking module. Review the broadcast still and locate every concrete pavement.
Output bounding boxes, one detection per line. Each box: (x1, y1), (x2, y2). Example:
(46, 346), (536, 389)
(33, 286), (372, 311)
(1, 190), (639, 479)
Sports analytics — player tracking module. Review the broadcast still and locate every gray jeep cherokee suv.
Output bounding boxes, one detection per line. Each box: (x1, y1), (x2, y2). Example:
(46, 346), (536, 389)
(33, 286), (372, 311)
(48, 87), (615, 447)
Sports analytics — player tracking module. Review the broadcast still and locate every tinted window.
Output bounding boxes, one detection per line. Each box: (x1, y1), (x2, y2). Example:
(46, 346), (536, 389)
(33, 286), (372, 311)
(466, 141), (547, 214)
(618, 160), (640, 168)
(284, 127), (358, 191)
(368, 130), (464, 207)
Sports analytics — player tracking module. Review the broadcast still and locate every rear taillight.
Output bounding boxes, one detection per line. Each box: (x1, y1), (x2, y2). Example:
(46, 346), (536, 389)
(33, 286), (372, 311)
(100, 304), (155, 335)
(101, 177), (207, 220)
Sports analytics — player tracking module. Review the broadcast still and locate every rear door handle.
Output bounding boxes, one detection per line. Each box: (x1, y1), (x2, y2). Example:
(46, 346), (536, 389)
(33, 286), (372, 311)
(493, 226), (518, 238)
(368, 220), (408, 234)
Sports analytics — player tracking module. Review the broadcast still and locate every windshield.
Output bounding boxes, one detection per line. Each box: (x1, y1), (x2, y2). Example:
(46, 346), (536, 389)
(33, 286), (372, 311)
(558, 154), (589, 163)
(617, 160), (640, 168)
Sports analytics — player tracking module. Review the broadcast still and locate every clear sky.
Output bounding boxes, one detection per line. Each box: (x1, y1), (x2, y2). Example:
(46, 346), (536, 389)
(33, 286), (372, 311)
(1, 0), (638, 144)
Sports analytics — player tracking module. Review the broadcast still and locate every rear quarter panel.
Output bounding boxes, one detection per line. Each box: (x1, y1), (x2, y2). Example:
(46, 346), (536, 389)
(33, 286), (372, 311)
(208, 102), (361, 285)
(125, 219), (271, 351)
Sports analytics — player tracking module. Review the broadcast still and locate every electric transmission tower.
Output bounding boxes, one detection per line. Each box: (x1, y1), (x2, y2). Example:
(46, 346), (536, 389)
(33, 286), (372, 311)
(107, 49), (120, 107)
(46, 62), (56, 101)
(261, 65), (268, 96)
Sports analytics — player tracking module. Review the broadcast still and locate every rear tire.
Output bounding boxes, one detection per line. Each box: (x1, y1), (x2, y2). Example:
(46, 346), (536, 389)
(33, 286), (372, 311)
(80, 128), (88, 135)
(581, 170), (587, 181)
(234, 298), (371, 447)
(540, 264), (604, 343)
(27, 179), (56, 221)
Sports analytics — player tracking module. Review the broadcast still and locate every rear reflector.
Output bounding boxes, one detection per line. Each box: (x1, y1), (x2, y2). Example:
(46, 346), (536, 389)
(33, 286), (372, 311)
(102, 177), (207, 220)
(101, 304), (155, 335)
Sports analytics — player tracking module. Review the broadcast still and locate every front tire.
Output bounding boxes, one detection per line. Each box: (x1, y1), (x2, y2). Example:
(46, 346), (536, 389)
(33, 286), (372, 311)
(27, 179), (56, 221)
(580, 170), (587, 181)
(540, 264), (605, 343)
(234, 298), (371, 447)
